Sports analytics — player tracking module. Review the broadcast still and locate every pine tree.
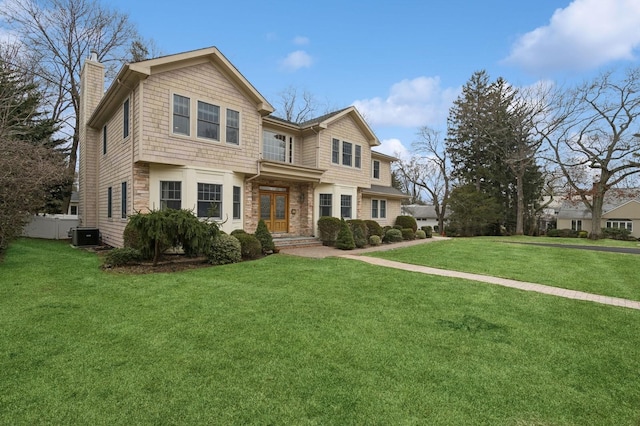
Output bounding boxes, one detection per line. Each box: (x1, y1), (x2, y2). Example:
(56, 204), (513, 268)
(335, 217), (355, 250)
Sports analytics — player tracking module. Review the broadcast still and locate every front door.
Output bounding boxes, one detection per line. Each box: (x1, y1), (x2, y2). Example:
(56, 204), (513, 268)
(260, 188), (288, 233)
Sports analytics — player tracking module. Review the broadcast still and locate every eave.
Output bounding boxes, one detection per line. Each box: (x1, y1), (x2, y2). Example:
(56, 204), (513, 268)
(257, 160), (326, 183)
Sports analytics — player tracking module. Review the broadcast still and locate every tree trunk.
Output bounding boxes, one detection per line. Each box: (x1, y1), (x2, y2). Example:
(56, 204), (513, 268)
(590, 190), (604, 239)
(515, 173), (524, 235)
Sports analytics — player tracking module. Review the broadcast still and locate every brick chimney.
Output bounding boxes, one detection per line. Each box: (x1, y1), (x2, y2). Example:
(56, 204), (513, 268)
(78, 50), (104, 227)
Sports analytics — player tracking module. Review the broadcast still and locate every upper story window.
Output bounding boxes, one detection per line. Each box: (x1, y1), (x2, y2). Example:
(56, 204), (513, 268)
(342, 141), (352, 166)
(332, 139), (340, 164)
(197, 101), (220, 141)
(372, 160), (380, 179)
(332, 138), (361, 168)
(102, 125), (107, 155)
(226, 109), (240, 145)
(263, 131), (293, 163)
(173, 94), (190, 136)
(123, 98), (130, 139)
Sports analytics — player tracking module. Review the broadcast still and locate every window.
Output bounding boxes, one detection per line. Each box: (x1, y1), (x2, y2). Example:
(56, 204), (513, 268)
(319, 194), (332, 217)
(197, 101), (220, 140)
(341, 195), (352, 219)
(606, 220), (633, 231)
(355, 145), (361, 168)
(173, 94), (190, 135)
(107, 187), (112, 218)
(571, 219), (582, 231)
(102, 125), (107, 155)
(121, 182), (127, 218)
(332, 139), (340, 164)
(342, 141), (352, 166)
(373, 160), (380, 179)
(371, 199), (386, 219)
(160, 181), (181, 210)
(233, 186), (241, 220)
(197, 183), (222, 218)
(123, 98), (130, 138)
(70, 205), (78, 215)
(226, 109), (239, 145)
(263, 131), (291, 162)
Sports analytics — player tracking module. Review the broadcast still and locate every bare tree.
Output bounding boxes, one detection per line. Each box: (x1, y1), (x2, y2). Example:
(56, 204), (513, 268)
(411, 127), (451, 234)
(275, 85), (318, 123)
(0, 0), (143, 211)
(546, 67), (640, 238)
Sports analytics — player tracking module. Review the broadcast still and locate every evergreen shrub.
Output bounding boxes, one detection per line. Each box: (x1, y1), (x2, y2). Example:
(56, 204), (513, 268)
(347, 219), (368, 248)
(395, 215), (418, 232)
(415, 230), (426, 239)
(384, 228), (403, 243)
(336, 217), (355, 250)
(401, 228), (416, 240)
(254, 219), (275, 253)
(207, 234), (241, 265)
(369, 235), (382, 246)
(317, 216), (342, 246)
(233, 232), (262, 259)
(103, 247), (142, 267)
(365, 220), (384, 238)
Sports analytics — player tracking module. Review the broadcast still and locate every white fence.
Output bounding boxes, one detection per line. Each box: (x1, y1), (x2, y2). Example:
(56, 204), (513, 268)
(22, 215), (80, 240)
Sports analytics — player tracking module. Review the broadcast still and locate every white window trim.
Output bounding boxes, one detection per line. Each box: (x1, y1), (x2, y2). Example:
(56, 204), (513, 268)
(371, 198), (387, 219)
(170, 92), (242, 147)
(263, 130), (295, 163)
(332, 137), (361, 169)
(372, 160), (381, 180)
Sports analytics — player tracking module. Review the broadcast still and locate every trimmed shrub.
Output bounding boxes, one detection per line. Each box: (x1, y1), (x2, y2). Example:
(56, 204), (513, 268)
(395, 215), (418, 232)
(384, 228), (404, 243)
(369, 235), (382, 246)
(347, 219), (368, 248)
(547, 228), (560, 237)
(382, 226), (392, 235)
(421, 225), (433, 238)
(317, 216), (342, 246)
(393, 225), (403, 230)
(336, 217), (355, 250)
(233, 232), (262, 259)
(103, 247), (142, 267)
(230, 229), (247, 236)
(415, 229), (426, 239)
(364, 220), (384, 238)
(602, 227), (632, 240)
(207, 234), (241, 265)
(401, 228), (416, 240)
(254, 219), (275, 254)
(578, 230), (589, 238)
(558, 228), (578, 238)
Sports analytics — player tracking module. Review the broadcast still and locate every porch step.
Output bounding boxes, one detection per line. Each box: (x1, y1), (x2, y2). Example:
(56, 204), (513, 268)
(273, 236), (322, 250)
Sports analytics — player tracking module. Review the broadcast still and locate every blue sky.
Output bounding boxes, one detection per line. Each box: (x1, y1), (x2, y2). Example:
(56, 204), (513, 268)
(107, 0), (640, 157)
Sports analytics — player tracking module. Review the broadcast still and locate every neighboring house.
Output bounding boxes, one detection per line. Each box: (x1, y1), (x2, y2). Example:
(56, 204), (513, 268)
(556, 189), (640, 238)
(78, 46), (406, 247)
(67, 191), (79, 216)
(401, 204), (448, 231)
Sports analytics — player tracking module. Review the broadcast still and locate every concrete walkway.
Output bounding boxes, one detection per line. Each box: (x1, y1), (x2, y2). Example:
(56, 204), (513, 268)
(280, 238), (640, 311)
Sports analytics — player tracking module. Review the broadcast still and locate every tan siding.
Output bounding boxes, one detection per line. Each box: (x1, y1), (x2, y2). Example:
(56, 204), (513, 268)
(97, 101), (134, 248)
(318, 116), (372, 187)
(140, 62), (261, 174)
(301, 133), (317, 168)
(604, 201), (640, 219)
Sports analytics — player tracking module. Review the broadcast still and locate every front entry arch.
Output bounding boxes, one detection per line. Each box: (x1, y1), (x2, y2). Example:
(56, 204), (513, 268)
(259, 186), (288, 233)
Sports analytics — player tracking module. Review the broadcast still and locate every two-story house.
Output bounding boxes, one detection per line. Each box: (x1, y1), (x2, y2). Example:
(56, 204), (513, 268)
(78, 47), (405, 247)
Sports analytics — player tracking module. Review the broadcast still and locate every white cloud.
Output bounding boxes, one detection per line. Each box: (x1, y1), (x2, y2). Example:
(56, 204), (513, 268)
(293, 36), (309, 46)
(373, 138), (409, 160)
(280, 50), (313, 72)
(504, 0), (640, 73)
(352, 76), (459, 128)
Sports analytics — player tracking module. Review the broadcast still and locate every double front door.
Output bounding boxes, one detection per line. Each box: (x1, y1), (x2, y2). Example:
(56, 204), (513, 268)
(260, 187), (288, 233)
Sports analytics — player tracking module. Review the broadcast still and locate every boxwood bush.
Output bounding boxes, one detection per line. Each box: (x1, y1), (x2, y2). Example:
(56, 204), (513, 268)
(233, 232), (262, 259)
(364, 220), (384, 238)
(369, 235), (382, 246)
(384, 228), (403, 243)
(415, 229), (426, 239)
(207, 234), (241, 265)
(401, 228), (416, 240)
(317, 216), (342, 246)
(421, 225), (433, 238)
(103, 247), (142, 267)
(395, 215), (418, 232)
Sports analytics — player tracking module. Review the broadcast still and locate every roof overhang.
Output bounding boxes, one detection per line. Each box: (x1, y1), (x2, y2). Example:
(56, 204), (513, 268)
(361, 185), (409, 200)
(257, 160), (326, 183)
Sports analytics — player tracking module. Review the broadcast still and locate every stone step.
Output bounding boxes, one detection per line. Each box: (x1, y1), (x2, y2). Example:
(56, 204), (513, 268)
(273, 236), (322, 249)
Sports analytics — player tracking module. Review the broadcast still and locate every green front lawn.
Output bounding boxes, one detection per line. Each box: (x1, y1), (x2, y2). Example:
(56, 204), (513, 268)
(369, 236), (640, 301)
(1, 238), (639, 424)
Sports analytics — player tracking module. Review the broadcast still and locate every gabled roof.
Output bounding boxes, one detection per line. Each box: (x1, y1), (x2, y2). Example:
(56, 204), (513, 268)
(88, 46), (274, 128)
(557, 188), (640, 220)
(264, 106), (380, 146)
(401, 204), (449, 219)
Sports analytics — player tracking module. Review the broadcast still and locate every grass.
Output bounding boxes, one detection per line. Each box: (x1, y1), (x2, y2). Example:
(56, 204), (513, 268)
(369, 236), (640, 301)
(0, 238), (639, 424)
